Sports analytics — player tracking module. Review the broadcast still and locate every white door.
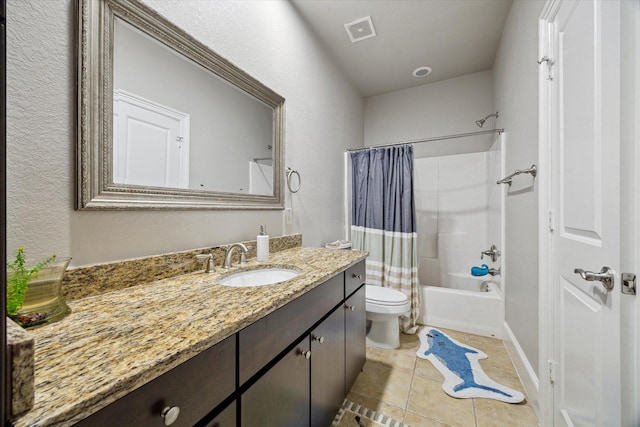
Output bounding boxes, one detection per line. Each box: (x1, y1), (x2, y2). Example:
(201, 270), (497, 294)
(541, 1), (621, 426)
(113, 90), (190, 189)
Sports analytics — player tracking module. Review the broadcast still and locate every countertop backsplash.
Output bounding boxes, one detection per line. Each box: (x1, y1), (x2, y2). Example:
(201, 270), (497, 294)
(61, 233), (303, 301)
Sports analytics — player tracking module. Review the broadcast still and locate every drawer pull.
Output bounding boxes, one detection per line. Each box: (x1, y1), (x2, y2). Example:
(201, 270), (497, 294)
(161, 406), (181, 425)
(299, 349), (311, 359)
(312, 335), (325, 344)
(352, 274), (363, 280)
(345, 304), (356, 311)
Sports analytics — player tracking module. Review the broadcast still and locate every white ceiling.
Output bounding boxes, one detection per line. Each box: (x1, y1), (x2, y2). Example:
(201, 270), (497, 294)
(291, 0), (513, 97)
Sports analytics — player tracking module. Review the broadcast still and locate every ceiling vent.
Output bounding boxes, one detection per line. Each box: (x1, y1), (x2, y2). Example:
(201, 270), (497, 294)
(344, 16), (376, 43)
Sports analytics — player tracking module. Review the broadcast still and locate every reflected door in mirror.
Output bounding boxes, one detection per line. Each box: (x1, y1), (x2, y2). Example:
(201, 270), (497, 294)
(113, 90), (190, 189)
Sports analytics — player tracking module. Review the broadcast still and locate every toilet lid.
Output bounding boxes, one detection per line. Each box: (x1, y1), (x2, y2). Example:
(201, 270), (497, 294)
(366, 285), (408, 305)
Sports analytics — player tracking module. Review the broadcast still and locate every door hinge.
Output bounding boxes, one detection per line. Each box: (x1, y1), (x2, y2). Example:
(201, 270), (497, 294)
(548, 360), (559, 384)
(547, 210), (555, 233)
(622, 273), (636, 295)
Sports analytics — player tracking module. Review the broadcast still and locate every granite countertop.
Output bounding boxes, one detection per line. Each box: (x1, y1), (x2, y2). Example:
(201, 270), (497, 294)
(13, 246), (367, 427)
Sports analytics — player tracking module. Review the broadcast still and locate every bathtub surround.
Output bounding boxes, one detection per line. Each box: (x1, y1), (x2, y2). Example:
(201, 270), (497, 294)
(414, 149), (501, 291)
(351, 145), (420, 333)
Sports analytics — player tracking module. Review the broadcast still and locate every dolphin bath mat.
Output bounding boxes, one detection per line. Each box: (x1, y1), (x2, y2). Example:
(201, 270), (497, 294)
(416, 328), (524, 403)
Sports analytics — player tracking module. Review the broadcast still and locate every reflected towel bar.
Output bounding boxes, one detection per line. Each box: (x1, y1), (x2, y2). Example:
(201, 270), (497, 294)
(497, 165), (537, 186)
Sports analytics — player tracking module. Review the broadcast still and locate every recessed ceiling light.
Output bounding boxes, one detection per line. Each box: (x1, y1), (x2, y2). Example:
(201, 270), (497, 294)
(412, 66), (432, 77)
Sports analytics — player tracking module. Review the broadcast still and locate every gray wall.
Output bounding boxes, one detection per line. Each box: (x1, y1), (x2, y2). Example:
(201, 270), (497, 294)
(365, 70), (494, 147)
(493, 0), (546, 376)
(6, 0), (363, 266)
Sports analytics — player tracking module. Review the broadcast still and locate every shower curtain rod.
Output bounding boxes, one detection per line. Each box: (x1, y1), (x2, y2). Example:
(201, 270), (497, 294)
(345, 128), (504, 152)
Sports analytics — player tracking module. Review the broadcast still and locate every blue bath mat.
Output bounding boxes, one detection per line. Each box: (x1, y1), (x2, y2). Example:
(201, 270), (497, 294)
(416, 328), (525, 403)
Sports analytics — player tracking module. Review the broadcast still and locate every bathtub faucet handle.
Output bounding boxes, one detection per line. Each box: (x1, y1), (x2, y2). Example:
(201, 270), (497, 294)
(480, 244), (501, 262)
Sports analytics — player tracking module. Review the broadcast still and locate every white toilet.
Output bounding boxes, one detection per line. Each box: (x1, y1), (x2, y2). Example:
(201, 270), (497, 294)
(365, 285), (411, 349)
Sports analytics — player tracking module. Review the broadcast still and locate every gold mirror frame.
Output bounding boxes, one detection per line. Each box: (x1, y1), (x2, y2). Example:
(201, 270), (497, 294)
(76, 0), (285, 210)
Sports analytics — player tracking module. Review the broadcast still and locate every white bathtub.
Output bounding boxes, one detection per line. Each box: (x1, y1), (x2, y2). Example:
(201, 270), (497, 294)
(419, 273), (503, 338)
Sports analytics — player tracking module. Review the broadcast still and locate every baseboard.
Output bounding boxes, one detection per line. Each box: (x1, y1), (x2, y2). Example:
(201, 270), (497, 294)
(503, 322), (540, 417)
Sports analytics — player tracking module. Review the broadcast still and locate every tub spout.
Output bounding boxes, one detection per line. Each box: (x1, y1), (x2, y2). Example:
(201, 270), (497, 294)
(488, 267), (501, 276)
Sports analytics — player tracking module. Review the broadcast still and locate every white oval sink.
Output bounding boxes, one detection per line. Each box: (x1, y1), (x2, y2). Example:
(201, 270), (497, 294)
(219, 267), (300, 287)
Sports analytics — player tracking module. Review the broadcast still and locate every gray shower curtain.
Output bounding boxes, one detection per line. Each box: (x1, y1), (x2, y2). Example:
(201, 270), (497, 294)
(351, 144), (420, 334)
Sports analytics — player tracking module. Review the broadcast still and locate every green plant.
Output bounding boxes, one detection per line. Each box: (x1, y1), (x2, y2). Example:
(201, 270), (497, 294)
(6, 247), (56, 316)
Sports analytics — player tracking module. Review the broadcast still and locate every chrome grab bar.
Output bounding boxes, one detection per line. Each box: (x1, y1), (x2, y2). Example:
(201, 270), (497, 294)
(497, 164), (537, 186)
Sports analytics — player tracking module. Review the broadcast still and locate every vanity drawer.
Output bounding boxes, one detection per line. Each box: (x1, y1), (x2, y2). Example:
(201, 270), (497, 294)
(239, 274), (343, 385)
(76, 335), (236, 427)
(345, 261), (366, 297)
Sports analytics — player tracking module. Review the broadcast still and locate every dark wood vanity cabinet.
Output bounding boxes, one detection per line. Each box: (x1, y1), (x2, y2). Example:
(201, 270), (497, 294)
(241, 260), (366, 427)
(75, 260), (366, 427)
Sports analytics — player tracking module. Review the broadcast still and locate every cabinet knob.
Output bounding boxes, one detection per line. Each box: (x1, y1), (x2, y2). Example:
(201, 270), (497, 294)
(352, 274), (363, 280)
(161, 406), (180, 426)
(346, 304), (356, 311)
(312, 335), (325, 344)
(299, 349), (311, 359)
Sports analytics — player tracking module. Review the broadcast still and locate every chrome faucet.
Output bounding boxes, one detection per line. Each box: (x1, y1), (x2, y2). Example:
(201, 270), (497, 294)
(224, 243), (249, 268)
(481, 244), (501, 262)
(488, 267), (501, 276)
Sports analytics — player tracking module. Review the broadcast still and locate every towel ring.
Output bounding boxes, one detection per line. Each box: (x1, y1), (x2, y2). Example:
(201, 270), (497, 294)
(286, 167), (301, 193)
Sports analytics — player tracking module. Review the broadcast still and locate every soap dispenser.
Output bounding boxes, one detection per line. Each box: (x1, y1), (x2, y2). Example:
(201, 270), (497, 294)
(257, 225), (269, 262)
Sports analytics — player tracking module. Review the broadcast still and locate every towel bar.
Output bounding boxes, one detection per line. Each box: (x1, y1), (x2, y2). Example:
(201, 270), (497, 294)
(286, 167), (301, 193)
(497, 165), (537, 186)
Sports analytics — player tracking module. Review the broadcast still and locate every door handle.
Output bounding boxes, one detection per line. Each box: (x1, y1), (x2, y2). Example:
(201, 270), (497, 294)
(574, 266), (614, 291)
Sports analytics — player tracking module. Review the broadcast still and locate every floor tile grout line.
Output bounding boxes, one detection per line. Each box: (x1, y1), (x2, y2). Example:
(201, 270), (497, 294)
(402, 354), (418, 424)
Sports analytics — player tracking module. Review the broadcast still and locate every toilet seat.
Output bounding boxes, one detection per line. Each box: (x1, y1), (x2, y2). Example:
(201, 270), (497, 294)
(366, 285), (408, 306)
(365, 285), (410, 315)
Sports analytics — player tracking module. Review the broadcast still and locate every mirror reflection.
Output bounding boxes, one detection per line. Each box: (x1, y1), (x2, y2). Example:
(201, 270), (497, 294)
(77, 0), (285, 210)
(113, 18), (274, 195)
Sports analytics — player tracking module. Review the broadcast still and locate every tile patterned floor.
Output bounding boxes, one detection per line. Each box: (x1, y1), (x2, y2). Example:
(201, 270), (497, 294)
(347, 326), (540, 427)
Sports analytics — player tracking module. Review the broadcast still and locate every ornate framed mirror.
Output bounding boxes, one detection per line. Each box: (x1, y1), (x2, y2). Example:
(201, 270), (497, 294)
(77, 0), (285, 210)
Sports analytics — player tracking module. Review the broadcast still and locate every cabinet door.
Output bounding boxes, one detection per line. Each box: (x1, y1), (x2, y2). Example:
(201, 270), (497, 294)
(241, 340), (310, 427)
(310, 307), (345, 427)
(345, 285), (366, 394)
